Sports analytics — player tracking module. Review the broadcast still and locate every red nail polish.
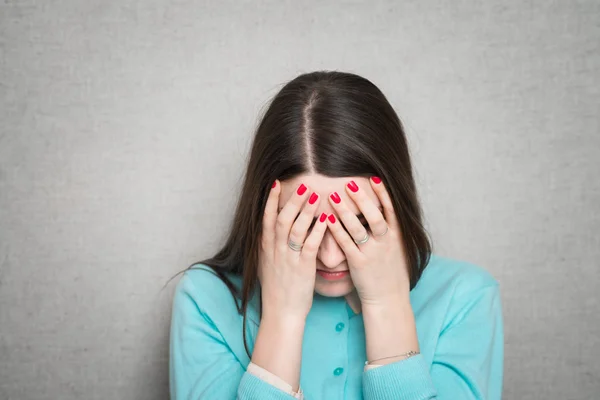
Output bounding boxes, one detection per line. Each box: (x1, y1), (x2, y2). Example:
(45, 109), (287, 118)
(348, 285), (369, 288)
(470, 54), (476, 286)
(347, 181), (358, 192)
(297, 184), (307, 195)
(371, 176), (381, 184)
(330, 192), (341, 204)
(328, 214), (336, 223)
(272, 181), (277, 188)
(308, 192), (318, 204)
(319, 212), (327, 222)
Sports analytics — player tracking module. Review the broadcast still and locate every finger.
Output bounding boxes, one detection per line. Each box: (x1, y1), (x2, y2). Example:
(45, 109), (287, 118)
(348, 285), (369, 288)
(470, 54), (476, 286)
(328, 191), (368, 244)
(344, 180), (387, 237)
(369, 176), (400, 231)
(289, 191), (321, 249)
(300, 212), (328, 261)
(262, 179), (280, 252)
(275, 182), (310, 251)
(325, 213), (362, 259)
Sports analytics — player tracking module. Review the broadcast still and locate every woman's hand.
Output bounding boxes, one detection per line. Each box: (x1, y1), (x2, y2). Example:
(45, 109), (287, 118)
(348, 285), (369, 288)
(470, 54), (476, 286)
(258, 180), (328, 322)
(325, 177), (410, 307)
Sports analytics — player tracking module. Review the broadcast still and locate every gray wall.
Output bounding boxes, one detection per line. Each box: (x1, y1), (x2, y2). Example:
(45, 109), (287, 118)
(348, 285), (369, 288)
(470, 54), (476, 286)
(1, 1), (598, 399)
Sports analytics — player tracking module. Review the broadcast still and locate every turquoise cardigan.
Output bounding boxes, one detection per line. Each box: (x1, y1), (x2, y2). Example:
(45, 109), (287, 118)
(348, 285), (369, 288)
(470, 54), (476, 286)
(169, 254), (503, 399)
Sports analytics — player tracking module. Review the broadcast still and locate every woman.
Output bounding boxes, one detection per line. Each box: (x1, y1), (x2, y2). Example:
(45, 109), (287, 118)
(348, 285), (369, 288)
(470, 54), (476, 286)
(168, 71), (503, 399)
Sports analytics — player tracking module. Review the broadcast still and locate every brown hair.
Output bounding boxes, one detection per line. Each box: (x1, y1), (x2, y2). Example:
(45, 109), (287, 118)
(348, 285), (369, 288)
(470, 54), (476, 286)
(166, 70), (433, 360)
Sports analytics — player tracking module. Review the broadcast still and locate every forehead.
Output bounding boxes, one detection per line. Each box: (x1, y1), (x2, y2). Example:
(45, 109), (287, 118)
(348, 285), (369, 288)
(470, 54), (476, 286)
(278, 173), (380, 214)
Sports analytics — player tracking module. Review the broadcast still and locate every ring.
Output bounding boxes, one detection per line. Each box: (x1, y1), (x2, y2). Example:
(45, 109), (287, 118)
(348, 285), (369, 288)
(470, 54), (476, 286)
(373, 224), (389, 236)
(354, 232), (369, 245)
(288, 239), (303, 251)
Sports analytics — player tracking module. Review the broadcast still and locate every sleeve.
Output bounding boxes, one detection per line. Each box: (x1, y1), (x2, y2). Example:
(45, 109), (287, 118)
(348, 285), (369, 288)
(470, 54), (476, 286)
(364, 364), (385, 371)
(247, 362), (305, 399)
(169, 274), (302, 400)
(362, 284), (504, 400)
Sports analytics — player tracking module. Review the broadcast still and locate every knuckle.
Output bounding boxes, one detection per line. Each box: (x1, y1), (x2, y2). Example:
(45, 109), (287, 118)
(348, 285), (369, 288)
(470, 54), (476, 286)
(302, 239), (317, 253)
(276, 216), (288, 229)
(340, 235), (352, 247)
(290, 224), (303, 238)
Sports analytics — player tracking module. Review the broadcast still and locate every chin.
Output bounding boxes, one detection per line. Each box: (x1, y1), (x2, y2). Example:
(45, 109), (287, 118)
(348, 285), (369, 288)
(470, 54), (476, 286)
(314, 280), (355, 298)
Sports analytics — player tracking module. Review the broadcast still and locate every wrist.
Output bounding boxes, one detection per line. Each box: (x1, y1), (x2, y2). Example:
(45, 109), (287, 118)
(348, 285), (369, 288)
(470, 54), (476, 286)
(362, 296), (419, 362)
(361, 295), (412, 316)
(253, 311), (305, 393)
(362, 299), (415, 333)
(260, 310), (307, 330)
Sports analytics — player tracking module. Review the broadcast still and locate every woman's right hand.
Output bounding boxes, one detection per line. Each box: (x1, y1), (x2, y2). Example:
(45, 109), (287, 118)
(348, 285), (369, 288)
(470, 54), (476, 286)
(258, 180), (328, 323)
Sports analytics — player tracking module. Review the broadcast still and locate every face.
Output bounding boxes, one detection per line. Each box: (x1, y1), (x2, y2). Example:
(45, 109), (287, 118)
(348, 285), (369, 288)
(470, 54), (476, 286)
(278, 173), (382, 299)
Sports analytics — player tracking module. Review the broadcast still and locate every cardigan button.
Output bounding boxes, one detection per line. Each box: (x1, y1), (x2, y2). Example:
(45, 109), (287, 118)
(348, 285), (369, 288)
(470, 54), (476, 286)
(335, 322), (345, 332)
(333, 367), (344, 376)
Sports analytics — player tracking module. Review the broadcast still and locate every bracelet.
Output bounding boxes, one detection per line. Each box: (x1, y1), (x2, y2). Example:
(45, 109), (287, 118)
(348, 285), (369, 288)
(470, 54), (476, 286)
(364, 350), (420, 366)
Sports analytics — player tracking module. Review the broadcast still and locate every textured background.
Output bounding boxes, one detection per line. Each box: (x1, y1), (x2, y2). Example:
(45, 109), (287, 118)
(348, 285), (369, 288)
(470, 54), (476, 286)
(1, 1), (599, 399)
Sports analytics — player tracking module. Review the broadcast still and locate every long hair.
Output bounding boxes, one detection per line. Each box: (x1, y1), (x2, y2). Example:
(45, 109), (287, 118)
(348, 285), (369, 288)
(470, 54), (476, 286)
(166, 70), (433, 360)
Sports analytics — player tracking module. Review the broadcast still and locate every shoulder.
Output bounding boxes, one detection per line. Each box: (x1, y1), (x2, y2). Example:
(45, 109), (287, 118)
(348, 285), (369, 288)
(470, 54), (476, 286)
(174, 264), (243, 308)
(170, 264), (260, 368)
(417, 253), (500, 297)
(411, 253), (501, 322)
(412, 254), (502, 345)
(172, 264), (260, 326)
(177, 264), (240, 292)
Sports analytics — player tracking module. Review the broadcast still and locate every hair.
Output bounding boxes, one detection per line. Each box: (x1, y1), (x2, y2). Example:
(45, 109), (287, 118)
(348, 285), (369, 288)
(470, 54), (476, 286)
(165, 70), (433, 360)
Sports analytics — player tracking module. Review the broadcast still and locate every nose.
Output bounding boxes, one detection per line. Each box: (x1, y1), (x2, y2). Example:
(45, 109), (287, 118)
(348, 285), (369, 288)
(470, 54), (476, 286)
(317, 230), (346, 269)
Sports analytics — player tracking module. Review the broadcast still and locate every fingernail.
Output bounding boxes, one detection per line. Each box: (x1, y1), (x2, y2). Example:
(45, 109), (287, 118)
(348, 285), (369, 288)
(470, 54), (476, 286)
(308, 192), (318, 204)
(328, 214), (336, 223)
(319, 212), (327, 222)
(371, 176), (381, 184)
(330, 192), (341, 204)
(272, 180), (277, 188)
(347, 180), (359, 192)
(297, 183), (307, 195)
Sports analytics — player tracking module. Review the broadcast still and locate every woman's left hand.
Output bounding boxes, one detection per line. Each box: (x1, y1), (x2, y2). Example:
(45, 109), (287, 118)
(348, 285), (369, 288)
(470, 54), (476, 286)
(325, 177), (410, 307)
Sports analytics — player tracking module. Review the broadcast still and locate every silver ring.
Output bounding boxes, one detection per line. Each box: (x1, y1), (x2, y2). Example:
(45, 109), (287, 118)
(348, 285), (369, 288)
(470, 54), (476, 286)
(288, 239), (303, 251)
(373, 224), (389, 236)
(354, 232), (370, 245)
